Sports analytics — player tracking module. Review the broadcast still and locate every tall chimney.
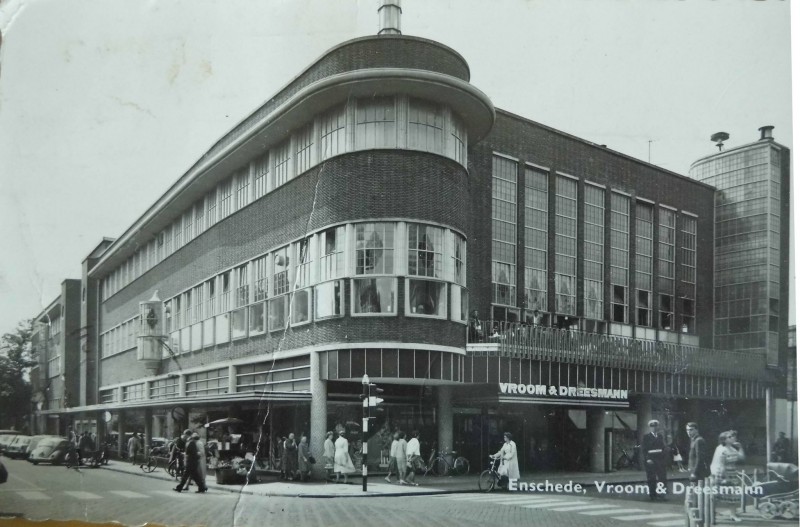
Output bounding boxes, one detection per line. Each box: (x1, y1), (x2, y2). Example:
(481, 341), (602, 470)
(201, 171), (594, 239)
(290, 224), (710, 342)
(378, 0), (402, 35)
(759, 125), (774, 141)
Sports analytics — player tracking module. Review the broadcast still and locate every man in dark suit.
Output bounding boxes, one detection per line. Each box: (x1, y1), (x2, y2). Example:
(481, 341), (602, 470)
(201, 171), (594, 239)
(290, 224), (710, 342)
(686, 422), (710, 482)
(174, 433), (208, 493)
(641, 419), (668, 500)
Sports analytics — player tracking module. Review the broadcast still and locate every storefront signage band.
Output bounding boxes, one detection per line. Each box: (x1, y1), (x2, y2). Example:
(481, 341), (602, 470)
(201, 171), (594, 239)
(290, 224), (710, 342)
(499, 383), (628, 400)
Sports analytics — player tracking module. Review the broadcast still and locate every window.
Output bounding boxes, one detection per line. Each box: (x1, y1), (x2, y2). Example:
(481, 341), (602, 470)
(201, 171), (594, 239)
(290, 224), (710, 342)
(183, 210), (193, 244)
(235, 168), (250, 210)
(249, 302), (265, 335)
(610, 192), (630, 323)
(584, 184), (604, 320)
(295, 123), (314, 175)
(524, 167), (548, 312)
(408, 98), (443, 153)
(253, 255), (269, 302)
(658, 208), (676, 329)
(273, 246), (290, 296)
(407, 223), (443, 278)
(220, 271), (231, 313)
(450, 114), (467, 165)
(173, 218), (183, 250)
(268, 295), (289, 331)
(492, 155), (517, 306)
(193, 285), (204, 323)
(205, 278), (217, 317)
(295, 238), (311, 289)
(235, 264), (249, 307)
(231, 307), (247, 339)
(355, 223), (394, 275)
(315, 280), (343, 319)
(451, 284), (468, 323)
(291, 289), (311, 325)
(555, 176), (577, 315)
(182, 290), (193, 326)
(320, 105), (346, 160)
(355, 96), (396, 149)
(272, 140), (291, 188)
(218, 178), (233, 219)
(451, 231), (467, 286)
(195, 200), (205, 236)
(254, 153), (269, 199)
(635, 202), (653, 326)
(406, 279), (446, 317)
(206, 188), (217, 227)
(319, 226), (345, 281)
(352, 277), (396, 315)
(680, 215), (697, 334)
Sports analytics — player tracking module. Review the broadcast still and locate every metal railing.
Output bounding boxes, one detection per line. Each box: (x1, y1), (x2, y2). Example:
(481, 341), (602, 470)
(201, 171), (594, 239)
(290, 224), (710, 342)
(467, 320), (769, 380)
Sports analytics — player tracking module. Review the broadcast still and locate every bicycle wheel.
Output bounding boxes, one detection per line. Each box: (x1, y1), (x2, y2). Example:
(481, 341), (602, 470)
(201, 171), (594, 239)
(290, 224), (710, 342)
(478, 470), (496, 492)
(432, 457), (449, 476)
(166, 460), (178, 478)
(453, 457), (470, 476)
(144, 457), (158, 473)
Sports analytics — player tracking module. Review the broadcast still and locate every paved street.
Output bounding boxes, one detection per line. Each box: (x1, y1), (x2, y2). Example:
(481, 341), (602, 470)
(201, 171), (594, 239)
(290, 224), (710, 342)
(0, 457), (773, 527)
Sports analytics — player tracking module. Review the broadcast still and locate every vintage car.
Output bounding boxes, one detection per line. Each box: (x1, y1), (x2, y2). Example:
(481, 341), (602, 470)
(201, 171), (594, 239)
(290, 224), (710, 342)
(28, 436), (71, 465)
(5, 435), (33, 459)
(0, 434), (19, 455)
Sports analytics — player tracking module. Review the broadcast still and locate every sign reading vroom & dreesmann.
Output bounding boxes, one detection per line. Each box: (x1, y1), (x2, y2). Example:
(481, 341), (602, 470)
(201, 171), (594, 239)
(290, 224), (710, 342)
(499, 383), (629, 400)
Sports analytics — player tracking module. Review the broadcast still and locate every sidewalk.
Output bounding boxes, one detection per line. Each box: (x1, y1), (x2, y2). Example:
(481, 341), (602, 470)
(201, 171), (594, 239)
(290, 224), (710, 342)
(99, 460), (699, 498)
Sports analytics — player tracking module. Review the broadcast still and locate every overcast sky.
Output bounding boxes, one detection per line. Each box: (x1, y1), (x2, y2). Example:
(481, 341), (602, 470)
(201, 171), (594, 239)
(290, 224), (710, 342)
(0, 0), (795, 336)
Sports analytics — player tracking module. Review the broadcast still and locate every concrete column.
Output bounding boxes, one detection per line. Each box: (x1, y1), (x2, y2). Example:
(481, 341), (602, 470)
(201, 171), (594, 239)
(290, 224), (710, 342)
(309, 351), (327, 479)
(587, 408), (606, 473)
(437, 386), (454, 453)
(228, 365), (236, 396)
(636, 395), (653, 438)
(766, 387), (774, 463)
(117, 410), (126, 459)
(144, 408), (153, 456)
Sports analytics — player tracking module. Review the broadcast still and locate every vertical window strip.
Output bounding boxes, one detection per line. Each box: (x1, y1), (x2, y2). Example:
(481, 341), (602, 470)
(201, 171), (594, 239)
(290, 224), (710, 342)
(254, 255), (269, 301)
(235, 264), (249, 307)
(554, 176), (577, 315)
(355, 97), (396, 150)
(635, 203), (653, 326)
(610, 192), (630, 323)
(254, 153), (269, 199)
(218, 179), (233, 219)
(492, 155), (517, 306)
(295, 123), (314, 175)
(236, 168), (250, 210)
(320, 105), (346, 160)
(408, 98), (444, 153)
(273, 140), (290, 188)
(355, 223), (395, 275)
(319, 226), (345, 281)
(584, 185), (604, 320)
(524, 167), (548, 312)
(407, 223), (443, 278)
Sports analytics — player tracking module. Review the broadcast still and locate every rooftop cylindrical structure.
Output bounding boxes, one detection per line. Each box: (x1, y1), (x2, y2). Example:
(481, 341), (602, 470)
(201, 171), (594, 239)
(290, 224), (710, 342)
(378, 0), (402, 35)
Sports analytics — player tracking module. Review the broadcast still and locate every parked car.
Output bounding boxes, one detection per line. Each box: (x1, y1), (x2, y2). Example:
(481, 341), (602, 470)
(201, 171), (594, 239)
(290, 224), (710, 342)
(24, 435), (54, 461)
(28, 437), (71, 465)
(5, 436), (33, 459)
(0, 435), (19, 455)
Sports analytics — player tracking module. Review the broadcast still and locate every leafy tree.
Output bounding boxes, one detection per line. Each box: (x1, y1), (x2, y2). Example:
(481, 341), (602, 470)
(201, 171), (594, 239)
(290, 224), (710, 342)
(0, 319), (35, 430)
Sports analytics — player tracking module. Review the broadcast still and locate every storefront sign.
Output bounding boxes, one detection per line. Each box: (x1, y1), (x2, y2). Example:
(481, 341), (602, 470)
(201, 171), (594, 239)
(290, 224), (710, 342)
(499, 383), (628, 400)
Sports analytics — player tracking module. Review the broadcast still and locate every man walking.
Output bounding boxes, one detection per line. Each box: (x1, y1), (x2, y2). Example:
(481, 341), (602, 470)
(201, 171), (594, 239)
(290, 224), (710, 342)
(174, 432), (207, 493)
(641, 419), (668, 500)
(686, 422), (710, 483)
(127, 433), (141, 465)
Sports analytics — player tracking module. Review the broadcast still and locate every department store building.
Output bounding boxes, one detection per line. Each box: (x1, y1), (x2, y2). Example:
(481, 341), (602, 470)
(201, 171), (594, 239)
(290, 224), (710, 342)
(33, 2), (788, 473)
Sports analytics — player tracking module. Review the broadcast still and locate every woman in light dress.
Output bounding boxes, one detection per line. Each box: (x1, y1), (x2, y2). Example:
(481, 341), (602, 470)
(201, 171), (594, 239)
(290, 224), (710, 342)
(385, 432), (399, 483)
(492, 432), (520, 483)
(710, 430), (746, 522)
(333, 430), (355, 483)
(323, 431), (335, 477)
(394, 431), (408, 485)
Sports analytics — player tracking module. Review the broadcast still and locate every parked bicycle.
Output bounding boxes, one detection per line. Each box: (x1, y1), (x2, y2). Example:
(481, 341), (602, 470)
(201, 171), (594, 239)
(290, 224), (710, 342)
(615, 444), (640, 470)
(424, 449), (470, 477)
(478, 457), (507, 492)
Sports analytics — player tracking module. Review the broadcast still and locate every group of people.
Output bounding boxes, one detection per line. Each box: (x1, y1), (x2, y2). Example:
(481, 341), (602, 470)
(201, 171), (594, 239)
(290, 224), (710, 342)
(172, 429), (208, 493)
(67, 428), (98, 465)
(384, 430), (423, 486)
(322, 430), (355, 483)
(642, 420), (747, 521)
(278, 433), (313, 482)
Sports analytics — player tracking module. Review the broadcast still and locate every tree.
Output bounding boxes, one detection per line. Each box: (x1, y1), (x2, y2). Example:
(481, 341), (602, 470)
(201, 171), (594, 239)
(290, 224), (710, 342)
(0, 319), (35, 430)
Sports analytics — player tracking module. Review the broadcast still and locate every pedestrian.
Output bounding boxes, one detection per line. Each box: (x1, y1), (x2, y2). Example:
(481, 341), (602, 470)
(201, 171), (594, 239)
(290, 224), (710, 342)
(385, 432), (399, 483)
(282, 433), (298, 481)
(127, 432), (141, 465)
(322, 431), (335, 479)
(333, 430), (355, 484)
(711, 430), (745, 522)
(78, 431), (94, 465)
(773, 432), (790, 462)
(404, 430), (421, 486)
(174, 432), (207, 493)
(297, 435), (312, 482)
(170, 430), (191, 477)
(395, 431), (408, 485)
(641, 419), (668, 500)
(686, 422), (710, 483)
(492, 432), (520, 485)
(196, 432), (208, 486)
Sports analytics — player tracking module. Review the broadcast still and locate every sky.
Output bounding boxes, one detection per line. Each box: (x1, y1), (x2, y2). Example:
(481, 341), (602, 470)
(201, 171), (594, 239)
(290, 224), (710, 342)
(0, 0), (795, 337)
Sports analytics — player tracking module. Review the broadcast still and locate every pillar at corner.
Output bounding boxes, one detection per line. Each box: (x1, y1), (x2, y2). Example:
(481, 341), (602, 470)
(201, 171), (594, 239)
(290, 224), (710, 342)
(309, 351), (327, 480)
(437, 386), (453, 453)
(587, 408), (606, 473)
(636, 395), (653, 438)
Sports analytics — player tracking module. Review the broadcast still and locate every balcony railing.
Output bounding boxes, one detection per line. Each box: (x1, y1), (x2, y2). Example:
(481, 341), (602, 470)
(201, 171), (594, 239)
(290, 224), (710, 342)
(467, 320), (769, 381)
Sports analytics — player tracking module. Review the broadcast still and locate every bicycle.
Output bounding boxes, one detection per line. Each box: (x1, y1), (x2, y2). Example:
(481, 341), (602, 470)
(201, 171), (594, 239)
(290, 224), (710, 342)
(478, 457), (506, 492)
(424, 449), (470, 477)
(166, 456), (184, 479)
(615, 445), (640, 470)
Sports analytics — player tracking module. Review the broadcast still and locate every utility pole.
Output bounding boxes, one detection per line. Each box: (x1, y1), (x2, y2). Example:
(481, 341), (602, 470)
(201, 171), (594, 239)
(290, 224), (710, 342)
(360, 374), (384, 492)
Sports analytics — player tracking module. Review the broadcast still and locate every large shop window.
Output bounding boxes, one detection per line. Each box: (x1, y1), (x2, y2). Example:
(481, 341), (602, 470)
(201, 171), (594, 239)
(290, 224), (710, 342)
(353, 277), (397, 315)
(406, 279), (446, 317)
